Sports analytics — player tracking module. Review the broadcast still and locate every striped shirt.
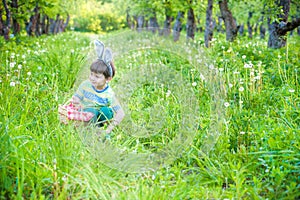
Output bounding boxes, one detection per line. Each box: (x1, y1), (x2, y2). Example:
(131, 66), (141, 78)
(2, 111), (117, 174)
(74, 80), (121, 112)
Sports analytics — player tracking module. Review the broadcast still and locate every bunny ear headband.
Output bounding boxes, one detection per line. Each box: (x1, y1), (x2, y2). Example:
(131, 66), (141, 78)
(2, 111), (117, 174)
(94, 40), (113, 77)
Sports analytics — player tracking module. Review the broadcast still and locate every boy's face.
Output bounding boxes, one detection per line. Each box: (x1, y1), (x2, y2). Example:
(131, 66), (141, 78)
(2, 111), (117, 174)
(89, 71), (108, 90)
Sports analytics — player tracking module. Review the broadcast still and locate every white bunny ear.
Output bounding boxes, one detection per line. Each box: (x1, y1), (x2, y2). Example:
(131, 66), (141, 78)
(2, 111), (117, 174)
(94, 40), (105, 59)
(104, 48), (113, 64)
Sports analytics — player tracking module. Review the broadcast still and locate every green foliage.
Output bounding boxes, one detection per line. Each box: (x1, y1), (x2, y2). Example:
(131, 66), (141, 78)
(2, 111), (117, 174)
(0, 30), (299, 199)
(71, 1), (126, 33)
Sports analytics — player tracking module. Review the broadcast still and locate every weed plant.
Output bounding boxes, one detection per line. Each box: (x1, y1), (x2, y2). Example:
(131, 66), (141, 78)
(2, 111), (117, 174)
(0, 30), (299, 199)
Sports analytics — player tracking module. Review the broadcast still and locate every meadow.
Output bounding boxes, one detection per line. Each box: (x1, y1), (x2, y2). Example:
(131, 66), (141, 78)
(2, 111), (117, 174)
(0, 30), (299, 199)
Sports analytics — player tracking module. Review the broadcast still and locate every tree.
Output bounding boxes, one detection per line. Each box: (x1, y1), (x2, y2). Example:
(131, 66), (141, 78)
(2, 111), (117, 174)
(1, 0), (11, 40)
(173, 11), (184, 41)
(267, 0), (300, 48)
(204, 0), (213, 47)
(218, 0), (238, 42)
(186, 2), (196, 40)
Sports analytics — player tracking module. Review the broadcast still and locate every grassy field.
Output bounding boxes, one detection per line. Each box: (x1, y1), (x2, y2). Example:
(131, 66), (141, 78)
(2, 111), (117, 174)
(0, 30), (299, 199)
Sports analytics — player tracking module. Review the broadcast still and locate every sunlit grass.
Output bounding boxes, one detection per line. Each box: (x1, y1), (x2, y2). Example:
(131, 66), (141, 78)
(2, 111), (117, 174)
(0, 30), (299, 199)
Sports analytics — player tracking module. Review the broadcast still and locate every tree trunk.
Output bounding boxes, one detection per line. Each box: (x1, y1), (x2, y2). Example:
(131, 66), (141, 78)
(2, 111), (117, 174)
(0, 4), (4, 36)
(216, 15), (224, 32)
(247, 11), (253, 39)
(267, 0), (300, 48)
(27, 3), (39, 36)
(41, 15), (47, 34)
(2, 0), (11, 40)
(11, 0), (20, 35)
(204, 0), (214, 47)
(162, 1), (172, 37)
(136, 15), (144, 32)
(162, 15), (172, 36)
(126, 8), (134, 30)
(238, 24), (244, 36)
(148, 11), (159, 34)
(186, 7), (196, 40)
(260, 23), (266, 39)
(259, 8), (266, 39)
(218, 0), (238, 42)
(60, 14), (70, 32)
(35, 12), (41, 36)
(173, 11), (184, 41)
(54, 14), (60, 34)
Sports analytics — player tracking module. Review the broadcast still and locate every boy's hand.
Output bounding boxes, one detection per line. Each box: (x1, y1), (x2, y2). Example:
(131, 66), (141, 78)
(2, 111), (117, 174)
(72, 96), (81, 107)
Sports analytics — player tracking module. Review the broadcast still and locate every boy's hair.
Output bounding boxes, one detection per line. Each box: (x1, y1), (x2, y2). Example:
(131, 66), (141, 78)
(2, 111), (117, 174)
(90, 60), (116, 78)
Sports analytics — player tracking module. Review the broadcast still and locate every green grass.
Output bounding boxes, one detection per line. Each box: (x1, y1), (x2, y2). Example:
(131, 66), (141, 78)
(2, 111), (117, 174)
(0, 30), (299, 199)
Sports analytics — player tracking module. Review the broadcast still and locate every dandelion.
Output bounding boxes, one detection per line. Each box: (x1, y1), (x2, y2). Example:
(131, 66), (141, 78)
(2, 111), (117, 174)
(10, 62), (15, 68)
(192, 82), (197, 87)
(71, 49), (75, 53)
(242, 55), (246, 59)
(200, 74), (205, 81)
(221, 46), (225, 50)
(38, 66), (42, 70)
(244, 63), (252, 69)
(224, 102), (230, 107)
(254, 75), (261, 80)
(166, 90), (171, 97)
(18, 64), (22, 69)
(22, 55), (26, 59)
(288, 89), (295, 93)
(27, 72), (32, 76)
(229, 83), (233, 88)
(10, 82), (16, 87)
(240, 131), (245, 135)
(239, 87), (244, 92)
(219, 68), (224, 72)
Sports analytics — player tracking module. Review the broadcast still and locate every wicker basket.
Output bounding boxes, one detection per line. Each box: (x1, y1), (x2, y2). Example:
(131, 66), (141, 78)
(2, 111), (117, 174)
(58, 100), (94, 126)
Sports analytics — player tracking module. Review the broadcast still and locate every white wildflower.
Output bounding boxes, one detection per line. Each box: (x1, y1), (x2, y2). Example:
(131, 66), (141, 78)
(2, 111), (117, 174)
(10, 82), (16, 87)
(166, 90), (171, 97)
(224, 102), (230, 107)
(288, 89), (295, 93)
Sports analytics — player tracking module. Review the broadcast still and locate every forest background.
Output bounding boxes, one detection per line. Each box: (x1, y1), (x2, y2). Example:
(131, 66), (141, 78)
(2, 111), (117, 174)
(0, 0), (299, 199)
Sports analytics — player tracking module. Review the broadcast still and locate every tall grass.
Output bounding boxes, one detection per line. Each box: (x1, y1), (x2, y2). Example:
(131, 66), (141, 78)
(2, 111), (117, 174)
(0, 30), (299, 199)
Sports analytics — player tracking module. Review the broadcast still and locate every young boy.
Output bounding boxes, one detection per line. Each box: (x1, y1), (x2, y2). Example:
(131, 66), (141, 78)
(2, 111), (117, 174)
(72, 50), (125, 134)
